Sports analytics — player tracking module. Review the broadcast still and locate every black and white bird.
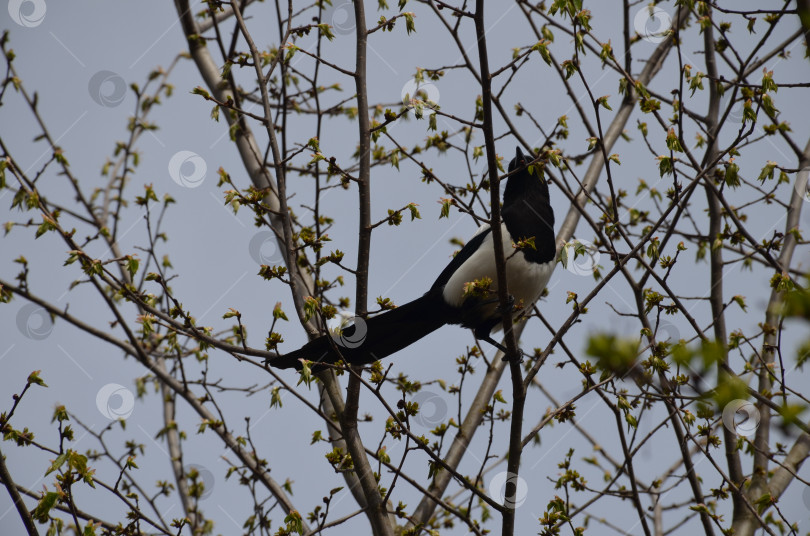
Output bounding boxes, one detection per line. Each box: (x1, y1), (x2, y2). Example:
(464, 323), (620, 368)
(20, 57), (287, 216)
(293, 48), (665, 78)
(269, 146), (555, 370)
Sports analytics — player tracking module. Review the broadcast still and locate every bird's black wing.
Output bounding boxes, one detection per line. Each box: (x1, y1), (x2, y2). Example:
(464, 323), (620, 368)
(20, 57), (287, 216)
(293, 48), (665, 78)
(430, 226), (492, 290)
(271, 292), (446, 369)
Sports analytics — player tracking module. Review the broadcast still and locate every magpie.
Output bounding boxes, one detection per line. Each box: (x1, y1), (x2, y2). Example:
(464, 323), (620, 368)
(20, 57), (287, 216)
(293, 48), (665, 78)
(269, 146), (555, 370)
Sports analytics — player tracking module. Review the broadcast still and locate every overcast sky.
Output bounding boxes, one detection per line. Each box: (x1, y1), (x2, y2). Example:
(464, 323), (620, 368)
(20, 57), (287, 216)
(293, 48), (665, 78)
(2, 1), (810, 534)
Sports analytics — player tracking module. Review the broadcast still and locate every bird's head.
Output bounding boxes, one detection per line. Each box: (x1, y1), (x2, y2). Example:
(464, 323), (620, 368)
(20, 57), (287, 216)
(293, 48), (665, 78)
(508, 146), (529, 173)
(505, 146), (550, 198)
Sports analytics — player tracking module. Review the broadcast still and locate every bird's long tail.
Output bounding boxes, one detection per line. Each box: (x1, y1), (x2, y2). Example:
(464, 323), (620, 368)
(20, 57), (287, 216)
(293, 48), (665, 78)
(269, 293), (447, 369)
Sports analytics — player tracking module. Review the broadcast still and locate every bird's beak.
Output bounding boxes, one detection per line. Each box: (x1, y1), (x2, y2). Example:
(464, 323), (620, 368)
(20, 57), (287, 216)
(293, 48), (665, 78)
(515, 146), (525, 164)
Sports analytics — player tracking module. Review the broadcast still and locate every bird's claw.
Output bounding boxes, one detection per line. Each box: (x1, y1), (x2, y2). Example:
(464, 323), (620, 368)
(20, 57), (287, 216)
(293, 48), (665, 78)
(495, 294), (516, 315)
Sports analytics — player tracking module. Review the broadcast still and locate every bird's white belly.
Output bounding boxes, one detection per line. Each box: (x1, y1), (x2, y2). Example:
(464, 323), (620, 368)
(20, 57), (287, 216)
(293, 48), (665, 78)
(442, 223), (554, 316)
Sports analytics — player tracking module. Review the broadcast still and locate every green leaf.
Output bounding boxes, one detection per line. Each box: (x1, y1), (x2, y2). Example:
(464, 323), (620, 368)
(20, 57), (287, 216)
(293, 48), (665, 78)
(318, 23), (335, 41)
(586, 334), (638, 377)
(778, 403), (807, 427)
(191, 86), (210, 99)
(270, 386), (283, 408)
(32, 491), (60, 523)
(665, 128), (683, 152)
(657, 155), (674, 177)
(532, 40), (552, 65)
(273, 302), (288, 321)
(561, 60), (577, 79)
(404, 12), (416, 34)
(761, 94), (777, 116)
(639, 98), (661, 113)
(303, 297), (318, 322)
(724, 160), (740, 188)
(51, 405), (68, 423)
(28, 370), (48, 387)
(35, 216), (57, 239)
(126, 256), (139, 279)
(757, 161), (777, 182)
(712, 374), (748, 410)
(753, 493), (775, 515)
(283, 510), (304, 534)
(439, 198), (452, 219)
(689, 72), (705, 96)
(297, 361), (313, 388)
(46, 453), (68, 476)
